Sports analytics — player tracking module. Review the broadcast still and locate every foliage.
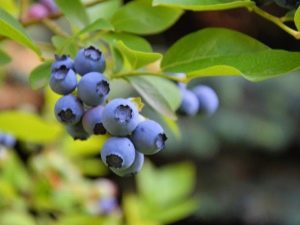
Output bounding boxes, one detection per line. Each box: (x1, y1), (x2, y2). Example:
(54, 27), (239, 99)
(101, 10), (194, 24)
(0, 0), (300, 224)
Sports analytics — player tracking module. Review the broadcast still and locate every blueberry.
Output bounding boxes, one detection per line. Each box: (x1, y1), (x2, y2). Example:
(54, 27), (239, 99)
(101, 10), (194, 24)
(77, 72), (110, 106)
(131, 120), (167, 155)
(27, 3), (49, 20)
(49, 65), (77, 95)
(0, 133), (16, 148)
(82, 105), (106, 135)
(102, 98), (139, 136)
(74, 46), (106, 75)
(177, 87), (199, 116)
(192, 85), (219, 115)
(101, 137), (135, 170)
(111, 151), (144, 177)
(66, 122), (90, 140)
(51, 55), (74, 72)
(97, 197), (118, 214)
(3, 134), (16, 148)
(54, 95), (84, 125)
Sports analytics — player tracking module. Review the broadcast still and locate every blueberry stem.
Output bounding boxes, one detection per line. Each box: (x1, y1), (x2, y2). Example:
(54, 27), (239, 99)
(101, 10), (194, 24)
(248, 5), (300, 39)
(113, 71), (189, 83)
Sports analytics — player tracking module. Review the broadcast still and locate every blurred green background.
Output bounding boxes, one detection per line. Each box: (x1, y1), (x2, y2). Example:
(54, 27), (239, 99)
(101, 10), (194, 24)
(1, 1), (300, 225)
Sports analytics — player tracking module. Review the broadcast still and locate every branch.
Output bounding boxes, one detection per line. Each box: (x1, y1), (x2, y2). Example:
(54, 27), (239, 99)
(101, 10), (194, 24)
(248, 5), (300, 39)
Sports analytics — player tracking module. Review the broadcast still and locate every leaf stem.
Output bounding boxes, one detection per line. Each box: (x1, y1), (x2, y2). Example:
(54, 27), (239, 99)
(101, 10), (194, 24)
(248, 5), (300, 39)
(41, 19), (69, 37)
(113, 71), (188, 83)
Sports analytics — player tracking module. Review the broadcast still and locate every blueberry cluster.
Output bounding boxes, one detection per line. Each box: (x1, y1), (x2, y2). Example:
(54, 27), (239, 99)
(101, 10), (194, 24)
(176, 77), (219, 117)
(50, 46), (167, 177)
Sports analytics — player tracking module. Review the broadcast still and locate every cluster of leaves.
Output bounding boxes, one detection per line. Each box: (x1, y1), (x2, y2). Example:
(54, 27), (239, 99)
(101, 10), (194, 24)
(0, 0), (299, 224)
(0, 143), (196, 225)
(0, 0), (299, 125)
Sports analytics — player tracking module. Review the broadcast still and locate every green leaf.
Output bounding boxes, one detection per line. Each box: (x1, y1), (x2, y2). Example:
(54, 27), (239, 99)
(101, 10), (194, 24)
(115, 41), (161, 69)
(161, 115), (181, 139)
(63, 135), (107, 157)
(111, 0), (183, 35)
(0, 8), (40, 55)
(137, 161), (196, 207)
(162, 28), (300, 81)
(29, 61), (52, 89)
(127, 76), (181, 119)
(76, 158), (108, 176)
(0, 211), (36, 225)
(295, 6), (300, 31)
(153, 0), (254, 10)
(149, 198), (198, 224)
(85, 0), (122, 22)
(55, 0), (89, 29)
(0, 48), (11, 65)
(77, 18), (114, 36)
(101, 33), (152, 51)
(0, 111), (62, 144)
(52, 35), (77, 57)
(129, 97), (145, 112)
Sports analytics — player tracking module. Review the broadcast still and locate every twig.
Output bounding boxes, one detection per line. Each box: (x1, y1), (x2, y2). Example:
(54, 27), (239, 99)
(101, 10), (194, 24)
(248, 5), (300, 39)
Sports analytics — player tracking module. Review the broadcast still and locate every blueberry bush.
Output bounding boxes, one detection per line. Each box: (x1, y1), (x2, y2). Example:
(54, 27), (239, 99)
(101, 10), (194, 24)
(0, 0), (300, 224)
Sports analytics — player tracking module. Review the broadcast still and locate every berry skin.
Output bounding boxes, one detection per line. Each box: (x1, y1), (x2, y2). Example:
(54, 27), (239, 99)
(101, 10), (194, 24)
(74, 46), (106, 75)
(51, 55), (74, 72)
(27, 3), (49, 20)
(177, 87), (199, 116)
(77, 72), (110, 106)
(54, 95), (84, 125)
(66, 122), (90, 140)
(0, 133), (16, 148)
(192, 85), (219, 115)
(49, 65), (77, 95)
(97, 198), (118, 214)
(82, 105), (106, 135)
(102, 98), (139, 136)
(131, 120), (167, 155)
(111, 151), (144, 177)
(101, 137), (135, 170)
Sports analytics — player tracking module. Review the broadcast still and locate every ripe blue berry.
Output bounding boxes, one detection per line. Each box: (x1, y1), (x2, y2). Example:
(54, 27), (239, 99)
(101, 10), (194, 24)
(111, 151), (144, 177)
(49, 65), (77, 95)
(82, 105), (106, 135)
(97, 198), (118, 214)
(131, 120), (167, 155)
(0, 133), (16, 148)
(102, 98), (139, 136)
(101, 137), (135, 170)
(192, 85), (219, 115)
(77, 72), (110, 106)
(51, 55), (74, 72)
(74, 46), (106, 75)
(66, 122), (90, 140)
(54, 95), (84, 125)
(177, 87), (199, 116)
